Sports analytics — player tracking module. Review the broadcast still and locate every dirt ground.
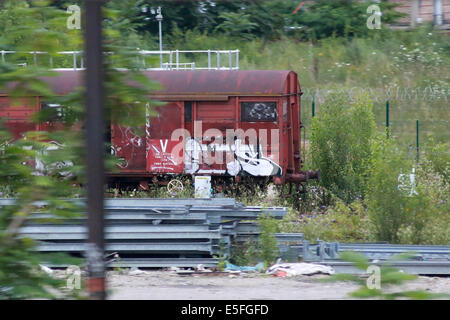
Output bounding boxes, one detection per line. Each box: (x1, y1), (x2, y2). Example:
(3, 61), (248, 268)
(105, 270), (450, 300)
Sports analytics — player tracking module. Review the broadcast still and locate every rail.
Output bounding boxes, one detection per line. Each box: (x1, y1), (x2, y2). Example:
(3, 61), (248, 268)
(0, 49), (240, 70)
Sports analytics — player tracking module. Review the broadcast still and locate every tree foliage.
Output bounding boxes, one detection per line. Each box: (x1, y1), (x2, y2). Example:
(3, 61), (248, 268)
(100, 0), (404, 46)
(0, 0), (161, 299)
(324, 251), (448, 299)
(215, 12), (257, 40)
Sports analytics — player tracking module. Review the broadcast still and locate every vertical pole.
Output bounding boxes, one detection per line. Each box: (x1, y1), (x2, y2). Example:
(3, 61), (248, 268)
(229, 50), (232, 70)
(434, 0), (443, 26)
(386, 99), (390, 138)
(158, 19), (162, 69)
(312, 96), (315, 118)
(217, 51), (220, 70)
(416, 120), (419, 162)
(411, 0), (419, 27)
(84, 0), (106, 300)
(235, 49), (239, 70)
(207, 49), (211, 70)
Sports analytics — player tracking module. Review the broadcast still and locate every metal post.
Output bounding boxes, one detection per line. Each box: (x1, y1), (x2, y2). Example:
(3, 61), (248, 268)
(312, 96), (315, 118)
(416, 120), (419, 162)
(156, 7), (163, 69)
(73, 52), (77, 70)
(217, 51), (220, 70)
(411, 0), (420, 27)
(302, 240), (310, 260)
(207, 49), (211, 69)
(169, 51), (173, 70)
(235, 49), (239, 70)
(229, 50), (232, 70)
(158, 20), (162, 68)
(434, 0), (443, 26)
(176, 50), (179, 70)
(84, 0), (106, 300)
(386, 99), (390, 138)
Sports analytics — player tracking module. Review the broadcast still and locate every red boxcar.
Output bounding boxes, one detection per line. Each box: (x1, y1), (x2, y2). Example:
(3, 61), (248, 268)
(0, 70), (317, 186)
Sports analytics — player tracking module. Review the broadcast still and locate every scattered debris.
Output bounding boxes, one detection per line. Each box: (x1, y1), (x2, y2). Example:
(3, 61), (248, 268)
(267, 263), (335, 277)
(40, 264), (53, 275)
(168, 266), (181, 272)
(128, 267), (148, 275)
(196, 264), (212, 272)
(177, 270), (232, 277)
(225, 262), (264, 272)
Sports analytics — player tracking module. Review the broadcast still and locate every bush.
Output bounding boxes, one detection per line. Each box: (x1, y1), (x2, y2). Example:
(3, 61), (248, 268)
(228, 215), (279, 268)
(365, 137), (411, 243)
(422, 139), (450, 186)
(310, 93), (377, 203)
(397, 145), (450, 244)
(257, 214), (279, 268)
(230, 240), (259, 267)
(366, 137), (449, 244)
(295, 199), (372, 242)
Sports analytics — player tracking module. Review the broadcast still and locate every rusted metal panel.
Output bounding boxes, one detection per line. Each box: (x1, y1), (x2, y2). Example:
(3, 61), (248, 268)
(147, 102), (182, 139)
(146, 139), (184, 173)
(151, 94), (229, 101)
(145, 70), (294, 96)
(111, 125), (147, 172)
(197, 101), (235, 122)
(0, 97), (38, 139)
(11, 70), (297, 97)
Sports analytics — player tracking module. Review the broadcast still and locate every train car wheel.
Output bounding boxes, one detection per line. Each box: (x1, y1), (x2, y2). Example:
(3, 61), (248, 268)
(167, 179), (184, 194)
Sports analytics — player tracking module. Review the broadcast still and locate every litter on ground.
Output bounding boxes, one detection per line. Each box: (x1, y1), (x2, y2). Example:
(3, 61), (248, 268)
(267, 263), (335, 277)
(225, 262), (264, 272)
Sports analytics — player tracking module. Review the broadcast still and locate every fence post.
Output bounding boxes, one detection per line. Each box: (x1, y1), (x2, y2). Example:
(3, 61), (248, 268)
(416, 119), (419, 162)
(217, 51), (220, 70)
(312, 96), (315, 118)
(386, 99), (390, 138)
(207, 49), (211, 69)
(73, 52), (77, 70)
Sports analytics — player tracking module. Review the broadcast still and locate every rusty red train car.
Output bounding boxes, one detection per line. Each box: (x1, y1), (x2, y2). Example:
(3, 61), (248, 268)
(0, 70), (317, 188)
